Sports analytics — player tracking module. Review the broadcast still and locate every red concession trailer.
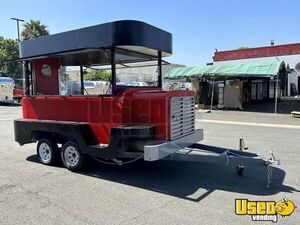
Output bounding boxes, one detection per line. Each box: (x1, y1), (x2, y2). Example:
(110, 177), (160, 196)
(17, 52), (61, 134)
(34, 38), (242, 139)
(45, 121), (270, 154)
(14, 20), (279, 187)
(14, 20), (203, 170)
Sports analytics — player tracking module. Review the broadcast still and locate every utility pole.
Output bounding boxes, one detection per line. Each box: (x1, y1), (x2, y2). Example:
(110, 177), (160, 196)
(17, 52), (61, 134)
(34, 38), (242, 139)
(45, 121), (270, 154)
(10, 17), (25, 41)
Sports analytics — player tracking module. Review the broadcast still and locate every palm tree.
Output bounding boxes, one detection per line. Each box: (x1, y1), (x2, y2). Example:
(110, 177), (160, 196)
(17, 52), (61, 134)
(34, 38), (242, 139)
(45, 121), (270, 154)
(21, 20), (49, 40)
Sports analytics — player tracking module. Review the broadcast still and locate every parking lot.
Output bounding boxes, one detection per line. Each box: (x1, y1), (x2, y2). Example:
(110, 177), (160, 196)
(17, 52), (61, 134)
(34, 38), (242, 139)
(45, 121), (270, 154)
(0, 105), (299, 225)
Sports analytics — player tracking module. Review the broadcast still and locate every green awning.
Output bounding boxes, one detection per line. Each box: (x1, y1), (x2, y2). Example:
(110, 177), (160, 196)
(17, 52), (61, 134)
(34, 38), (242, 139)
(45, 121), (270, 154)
(164, 60), (286, 79)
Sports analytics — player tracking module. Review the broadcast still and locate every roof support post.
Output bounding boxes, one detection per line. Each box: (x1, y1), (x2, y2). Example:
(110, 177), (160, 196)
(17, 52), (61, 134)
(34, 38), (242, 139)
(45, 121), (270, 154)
(80, 65), (84, 95)
(111, 47), (117, 95)
(158, 51), (162, 88)
(30, 62), (33, 95)
(210, 76), (215, 111)
(23, 61), (30, 96)
(274, 74), (279, 114)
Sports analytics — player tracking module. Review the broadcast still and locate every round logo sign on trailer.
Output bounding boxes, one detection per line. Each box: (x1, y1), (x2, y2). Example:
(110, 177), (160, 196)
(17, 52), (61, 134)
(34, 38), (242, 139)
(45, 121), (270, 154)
(41, 64), (52, 76)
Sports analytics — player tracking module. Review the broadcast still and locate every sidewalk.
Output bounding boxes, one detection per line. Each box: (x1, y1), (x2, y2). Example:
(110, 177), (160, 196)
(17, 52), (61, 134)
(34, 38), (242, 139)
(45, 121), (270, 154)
(196, 99), (300, 126)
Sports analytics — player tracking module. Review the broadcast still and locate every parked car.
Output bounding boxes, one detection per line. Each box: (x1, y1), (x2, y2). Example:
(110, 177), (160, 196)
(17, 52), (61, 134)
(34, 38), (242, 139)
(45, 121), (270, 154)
(84, 80), (99, 95)
(126, 81), (148, 87)
(0, 77), (15, 103)
(66, 80), (81, 95)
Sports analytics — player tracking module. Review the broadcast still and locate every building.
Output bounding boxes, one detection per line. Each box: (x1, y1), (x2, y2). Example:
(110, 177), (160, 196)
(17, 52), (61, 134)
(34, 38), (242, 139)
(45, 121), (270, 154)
(116, 63), (185, 83)
(65, 70), (81, 81)
(213, 43), (300, 96)
(164, 61), (287, 110)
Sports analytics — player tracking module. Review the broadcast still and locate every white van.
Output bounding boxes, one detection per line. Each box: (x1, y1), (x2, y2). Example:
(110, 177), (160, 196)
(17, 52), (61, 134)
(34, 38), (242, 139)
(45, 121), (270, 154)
(0, 77), (14, 103)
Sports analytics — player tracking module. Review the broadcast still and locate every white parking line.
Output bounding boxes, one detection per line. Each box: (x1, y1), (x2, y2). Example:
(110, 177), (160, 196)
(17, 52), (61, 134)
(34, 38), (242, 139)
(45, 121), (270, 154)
(196, 119), (300, 130)
(0, 118), (16, 121)
(1, 117), (300, 129)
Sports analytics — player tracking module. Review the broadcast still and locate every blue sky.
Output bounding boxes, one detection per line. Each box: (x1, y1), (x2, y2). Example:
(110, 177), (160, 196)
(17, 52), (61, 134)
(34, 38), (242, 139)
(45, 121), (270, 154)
(1, 0), (300, 66)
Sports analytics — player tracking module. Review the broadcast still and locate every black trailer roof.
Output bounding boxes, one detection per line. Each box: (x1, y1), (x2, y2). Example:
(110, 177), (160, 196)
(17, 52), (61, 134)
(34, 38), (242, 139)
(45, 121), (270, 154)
(19, 20), (172, 61)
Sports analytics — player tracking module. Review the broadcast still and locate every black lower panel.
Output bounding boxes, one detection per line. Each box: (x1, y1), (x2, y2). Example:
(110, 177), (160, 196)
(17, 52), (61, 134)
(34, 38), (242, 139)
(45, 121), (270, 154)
(14, 119), (156, 160)
(14, 119), (98, 146)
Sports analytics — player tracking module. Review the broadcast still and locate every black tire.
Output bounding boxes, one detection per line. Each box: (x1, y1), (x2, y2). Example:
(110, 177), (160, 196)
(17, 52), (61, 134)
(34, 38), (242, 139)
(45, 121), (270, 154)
(61, 141), (84, 171)
(37, 139), (58, 165)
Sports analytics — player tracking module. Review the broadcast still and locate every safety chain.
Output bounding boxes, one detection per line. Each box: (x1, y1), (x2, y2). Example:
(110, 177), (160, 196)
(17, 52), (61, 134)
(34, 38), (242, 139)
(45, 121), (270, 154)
(266, 161), (273, 189)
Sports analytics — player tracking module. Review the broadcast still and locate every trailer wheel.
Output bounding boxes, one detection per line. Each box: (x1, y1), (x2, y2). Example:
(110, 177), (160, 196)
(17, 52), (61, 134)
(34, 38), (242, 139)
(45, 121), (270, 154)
(61, 141), (84, 171)
(37, 139), (58, 165)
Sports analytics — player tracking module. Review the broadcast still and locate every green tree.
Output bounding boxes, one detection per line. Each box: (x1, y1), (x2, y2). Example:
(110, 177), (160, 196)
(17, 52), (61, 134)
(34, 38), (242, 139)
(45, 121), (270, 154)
(21, 19), (49, 40)
(84, 69), (111, 81)
(0, 37), (21, 79)
(236, 46), (248, 50)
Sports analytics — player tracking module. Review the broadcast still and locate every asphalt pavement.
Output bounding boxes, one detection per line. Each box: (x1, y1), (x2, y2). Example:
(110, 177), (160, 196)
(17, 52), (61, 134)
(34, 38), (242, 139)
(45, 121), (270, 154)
(0, 105), (299, 225)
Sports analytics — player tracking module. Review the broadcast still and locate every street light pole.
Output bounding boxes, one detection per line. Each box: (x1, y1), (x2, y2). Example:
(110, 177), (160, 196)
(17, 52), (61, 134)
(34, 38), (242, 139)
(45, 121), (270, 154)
(10, 17), (25, 88)
(10, 17), (25, 41)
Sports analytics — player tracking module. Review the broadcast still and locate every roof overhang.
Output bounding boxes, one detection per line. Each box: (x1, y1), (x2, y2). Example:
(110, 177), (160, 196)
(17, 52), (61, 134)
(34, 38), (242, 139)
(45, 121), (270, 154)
(164, 60), (287, 79)
(19, 20), (172, 63)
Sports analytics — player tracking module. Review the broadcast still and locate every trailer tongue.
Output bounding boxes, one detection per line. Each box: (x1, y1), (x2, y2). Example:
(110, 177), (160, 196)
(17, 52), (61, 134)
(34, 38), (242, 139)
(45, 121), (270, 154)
(163, 142), (279, 189)
(14, 20), (280, 188)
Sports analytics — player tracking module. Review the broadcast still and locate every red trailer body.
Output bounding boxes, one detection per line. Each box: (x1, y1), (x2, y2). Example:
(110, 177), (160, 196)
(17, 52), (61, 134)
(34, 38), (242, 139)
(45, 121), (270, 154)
(22, 89), (194, 144)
